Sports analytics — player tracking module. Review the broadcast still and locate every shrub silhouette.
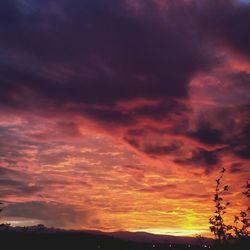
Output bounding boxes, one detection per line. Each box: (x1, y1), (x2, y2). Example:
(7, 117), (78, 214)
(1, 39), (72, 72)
(233, 181), (250, 240)
(209, 168), (232, 245)
(210, 168), (250, 249)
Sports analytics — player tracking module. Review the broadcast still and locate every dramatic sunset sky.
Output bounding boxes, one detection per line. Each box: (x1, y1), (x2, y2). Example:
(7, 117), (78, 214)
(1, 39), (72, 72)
(0, 0), (250, 237)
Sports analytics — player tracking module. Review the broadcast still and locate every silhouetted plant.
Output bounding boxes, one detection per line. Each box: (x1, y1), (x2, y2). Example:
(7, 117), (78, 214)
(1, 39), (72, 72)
(233, 180), (250, 240)
(209, 168), (232, 245)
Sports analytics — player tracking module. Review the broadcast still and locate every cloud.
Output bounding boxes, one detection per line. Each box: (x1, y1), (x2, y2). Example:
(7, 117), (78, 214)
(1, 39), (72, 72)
(143, 144), (180, 157)
(0, 167), (42, 197)
(175, 149), (220, 172)
(187, 122), (223, 146)
(138, 183), (177, 193)
(229, 163), (245, 173)
(233, 122), (250, 159)
(0, 0), (212, 111)
(0, 1), (249, 166)
(2, 201), (89, 228)
(200, 0), (250, 57)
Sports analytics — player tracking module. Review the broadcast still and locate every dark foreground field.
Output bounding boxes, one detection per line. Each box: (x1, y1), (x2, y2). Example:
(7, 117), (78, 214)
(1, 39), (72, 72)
(0, 231), (249, 250)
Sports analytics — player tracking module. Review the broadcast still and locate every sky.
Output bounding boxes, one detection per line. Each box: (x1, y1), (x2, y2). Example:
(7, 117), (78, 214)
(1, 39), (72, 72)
(0, 0), (250, 237)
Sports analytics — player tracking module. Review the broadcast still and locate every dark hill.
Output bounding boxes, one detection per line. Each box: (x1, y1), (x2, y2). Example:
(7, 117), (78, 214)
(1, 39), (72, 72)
(0, 225), (249, 250)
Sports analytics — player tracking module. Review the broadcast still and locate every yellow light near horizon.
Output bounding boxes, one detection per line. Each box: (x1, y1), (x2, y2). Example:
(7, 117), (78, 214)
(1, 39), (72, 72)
(131, 228), (208, 237)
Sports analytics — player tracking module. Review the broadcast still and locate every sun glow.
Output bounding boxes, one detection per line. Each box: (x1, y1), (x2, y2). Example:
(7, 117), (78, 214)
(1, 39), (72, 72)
(131, 228), (208, 237)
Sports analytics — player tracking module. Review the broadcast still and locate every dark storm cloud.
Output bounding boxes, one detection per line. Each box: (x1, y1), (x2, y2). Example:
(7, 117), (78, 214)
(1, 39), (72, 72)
(131, 99), (190, 121)
(0, 0), (210, 110)
(81, 99), (189, 126)
(233, 123), (250, 159)
(185, 102), (250, 161)
(0, 0), (250, 169)
(175, 149), (220, 172)
(83, 107), (135, 125)
(142, 143), (180, 157)
(199, 0), (250, 57)
(125, 138), (141, 149)
(187, 122), (223, 145)
(229, 163), (245, 173)
(212, 104), (250, 160)
(0, 0), (249, 109)
(124, 127), (183, 157)
(2, 201), (89, 228)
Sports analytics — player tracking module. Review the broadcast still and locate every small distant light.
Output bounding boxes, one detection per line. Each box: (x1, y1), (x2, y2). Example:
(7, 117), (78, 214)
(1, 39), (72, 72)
(204, 245), (207, 248)
(153, 244), (155, 248)
(169, 244), (172, 248)
(188, 244), (191, 248)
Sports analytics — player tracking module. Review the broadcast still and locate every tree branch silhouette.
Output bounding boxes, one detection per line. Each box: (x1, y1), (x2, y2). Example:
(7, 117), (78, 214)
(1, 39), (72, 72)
(209, 168), (232, 245)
